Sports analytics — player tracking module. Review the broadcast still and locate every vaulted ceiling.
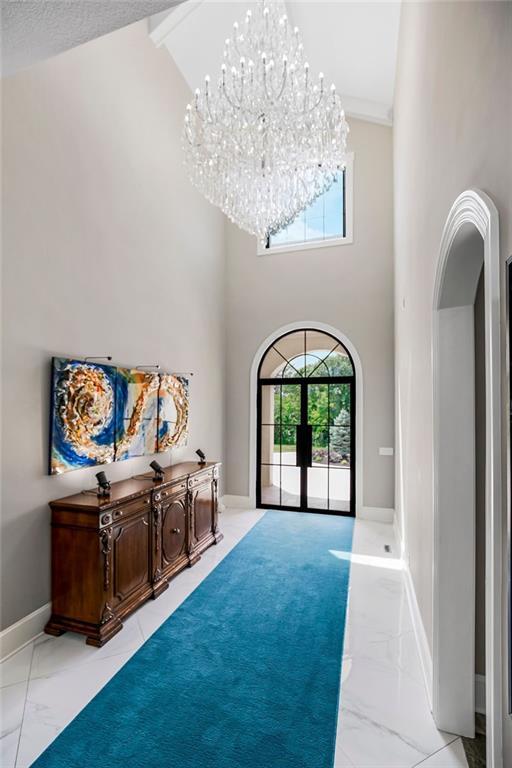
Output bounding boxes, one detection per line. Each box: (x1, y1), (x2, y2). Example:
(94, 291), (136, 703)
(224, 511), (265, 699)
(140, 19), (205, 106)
(150, 1), (401, 125)
(2, 0), (401, 125)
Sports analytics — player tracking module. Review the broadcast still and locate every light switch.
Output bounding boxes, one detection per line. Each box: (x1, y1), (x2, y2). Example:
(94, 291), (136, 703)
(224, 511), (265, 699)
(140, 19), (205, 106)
(379, 447), (394, 456)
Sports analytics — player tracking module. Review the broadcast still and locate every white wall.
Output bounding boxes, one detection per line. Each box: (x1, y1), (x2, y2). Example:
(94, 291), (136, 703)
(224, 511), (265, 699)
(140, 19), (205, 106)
(393, 1), (512, 759)
(224, 119), (395, 510)
(1, 21), (226, 630)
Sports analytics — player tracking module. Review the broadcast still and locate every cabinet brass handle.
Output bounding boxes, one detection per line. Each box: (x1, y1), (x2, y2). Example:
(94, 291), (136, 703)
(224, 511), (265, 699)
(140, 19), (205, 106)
(172, 528), (181, 534)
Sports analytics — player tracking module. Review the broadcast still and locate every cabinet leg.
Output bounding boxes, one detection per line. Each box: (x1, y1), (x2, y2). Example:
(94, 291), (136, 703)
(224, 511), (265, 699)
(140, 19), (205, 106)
(85, 619), (122, 647)
(44, 623), (66, 638)
(152, 578), (169, 599)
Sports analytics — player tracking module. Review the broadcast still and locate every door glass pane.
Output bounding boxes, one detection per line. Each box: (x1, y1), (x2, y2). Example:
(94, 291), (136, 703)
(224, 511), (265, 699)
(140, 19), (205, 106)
(305, 330), (336, 356)
(260, 384), (281, 425)
(307, 358), (330, 377)
(281, 384), (301, 425)
(311, 426), (328, 466)
(280, 424), (297, 466)
(308, 384), (328, 425)
(329, 423), (351, 466)
(261, 425), (280, 466)
(273, 331), (305, 376)
(260, 347), (287, 378)
(328, 470), (351, 513)
(308, 467), (328, 510)
(282, 360), (303, 378)
(323, 345), (354, 376)
(329, 383), (351, 425)
(260, 465), (281, 506)
(280, 465), (301, 508)
(305, 330), (339, 377)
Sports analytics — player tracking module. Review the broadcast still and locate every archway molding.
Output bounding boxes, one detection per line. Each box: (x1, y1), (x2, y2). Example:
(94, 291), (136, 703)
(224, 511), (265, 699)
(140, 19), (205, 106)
(432, 189), (502, 767)
(249, 320), (364, 515)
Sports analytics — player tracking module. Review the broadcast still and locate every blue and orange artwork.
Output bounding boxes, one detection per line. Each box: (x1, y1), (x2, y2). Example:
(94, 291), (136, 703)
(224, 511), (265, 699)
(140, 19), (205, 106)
(114, 369), (159, 461)
(49, 360), (190, 475)
(157, 375), (189, 452)
(49, 358), (117, 475)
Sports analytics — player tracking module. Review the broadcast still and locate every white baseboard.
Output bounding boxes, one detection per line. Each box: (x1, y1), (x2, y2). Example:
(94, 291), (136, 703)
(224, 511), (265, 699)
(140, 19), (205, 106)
(222, 499), (395, 522)
(403, 560), (433, 709)
(475, 673), (486, 715)
(221, 495), (253, 510)
(359, 506), (395, 524)
(0, 602), (51, 662)
(393, 514), (405, 559)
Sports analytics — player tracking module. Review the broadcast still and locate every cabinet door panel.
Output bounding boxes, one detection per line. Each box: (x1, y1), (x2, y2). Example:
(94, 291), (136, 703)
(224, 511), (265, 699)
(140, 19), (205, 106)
(193, 484), (213, 545)
(162, 498), (187, 567)
(112, 513), (150, 606)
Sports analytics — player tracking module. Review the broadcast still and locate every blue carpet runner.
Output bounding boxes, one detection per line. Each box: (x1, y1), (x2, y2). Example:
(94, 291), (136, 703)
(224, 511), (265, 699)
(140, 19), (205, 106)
(33, 511), (354, 768)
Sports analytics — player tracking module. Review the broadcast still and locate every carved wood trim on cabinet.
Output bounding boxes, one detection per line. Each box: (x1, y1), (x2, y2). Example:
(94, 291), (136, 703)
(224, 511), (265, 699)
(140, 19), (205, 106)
(45, 462), (221, 646)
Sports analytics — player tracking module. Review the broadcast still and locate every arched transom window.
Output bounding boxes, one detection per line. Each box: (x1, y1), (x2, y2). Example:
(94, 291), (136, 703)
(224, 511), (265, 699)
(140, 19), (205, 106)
(258, 329), (354, 379)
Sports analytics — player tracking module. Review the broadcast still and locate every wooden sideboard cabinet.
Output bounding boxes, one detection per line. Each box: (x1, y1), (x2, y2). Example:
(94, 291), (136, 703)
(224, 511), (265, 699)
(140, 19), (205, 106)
(45, 462), (222, 647)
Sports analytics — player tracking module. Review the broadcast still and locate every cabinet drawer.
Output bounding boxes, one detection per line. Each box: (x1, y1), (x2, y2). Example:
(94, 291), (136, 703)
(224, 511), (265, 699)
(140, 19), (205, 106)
(154, 480), (187, 504)
(188, 470), (213, 490)
(100, 495), (151, 528)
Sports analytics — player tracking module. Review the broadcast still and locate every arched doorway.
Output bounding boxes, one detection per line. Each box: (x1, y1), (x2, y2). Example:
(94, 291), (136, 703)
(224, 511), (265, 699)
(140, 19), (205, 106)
(432, 189), (502, 767)
(256, 328), (356, 516)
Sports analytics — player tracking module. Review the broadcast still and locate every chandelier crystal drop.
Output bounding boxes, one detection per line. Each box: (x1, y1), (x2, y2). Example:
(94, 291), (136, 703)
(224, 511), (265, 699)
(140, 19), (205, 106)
(182, 0), (349, 243)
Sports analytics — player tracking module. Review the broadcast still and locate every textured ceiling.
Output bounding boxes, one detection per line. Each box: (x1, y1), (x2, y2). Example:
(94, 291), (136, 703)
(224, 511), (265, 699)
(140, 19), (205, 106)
(1, 0), (184, 77)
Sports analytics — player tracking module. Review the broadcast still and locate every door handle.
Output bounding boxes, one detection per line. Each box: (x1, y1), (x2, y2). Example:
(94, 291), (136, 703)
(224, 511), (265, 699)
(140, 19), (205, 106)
(296, 425), (313, 467)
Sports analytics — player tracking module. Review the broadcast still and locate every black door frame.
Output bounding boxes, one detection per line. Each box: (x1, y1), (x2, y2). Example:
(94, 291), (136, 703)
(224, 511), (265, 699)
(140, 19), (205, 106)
(256, 330), (356, 517)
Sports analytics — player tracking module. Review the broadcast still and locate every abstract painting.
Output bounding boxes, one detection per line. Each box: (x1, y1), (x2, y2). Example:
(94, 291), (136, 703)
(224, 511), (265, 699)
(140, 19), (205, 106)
(157, 375), (189, 451)
(115, 369), (159, 461)
(49, 361), (190, 474)
(49, 358), (117, 475)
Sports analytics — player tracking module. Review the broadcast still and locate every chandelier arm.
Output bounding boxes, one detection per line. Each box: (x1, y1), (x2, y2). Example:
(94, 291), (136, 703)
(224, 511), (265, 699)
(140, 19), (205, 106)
(193, 106), (206, 124)
(232, 36), (242, 59)
(204, 86), (214, 123)
(306, 92), (324, 114)
(262, 62), (274, 105)
(183, 129), (202, 150)
(276, 63), (288, 101)
(221, 80), (242, 112)
(233, 70), (245, 109)
(264, 81), (275, 104)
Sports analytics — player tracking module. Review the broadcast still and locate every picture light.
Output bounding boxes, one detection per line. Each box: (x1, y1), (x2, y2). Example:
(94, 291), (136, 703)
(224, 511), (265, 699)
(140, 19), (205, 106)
(150, 460), (165, 482)
(95, 471), (111, 497)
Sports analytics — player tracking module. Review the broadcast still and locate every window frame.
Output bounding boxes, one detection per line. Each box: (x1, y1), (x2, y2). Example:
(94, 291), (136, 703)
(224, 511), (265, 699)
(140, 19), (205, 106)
(257, 152), (354, 256)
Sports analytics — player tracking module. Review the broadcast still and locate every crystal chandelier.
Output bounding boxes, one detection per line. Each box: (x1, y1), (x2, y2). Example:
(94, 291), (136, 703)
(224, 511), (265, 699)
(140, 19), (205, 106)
(183, 0), (349, 243)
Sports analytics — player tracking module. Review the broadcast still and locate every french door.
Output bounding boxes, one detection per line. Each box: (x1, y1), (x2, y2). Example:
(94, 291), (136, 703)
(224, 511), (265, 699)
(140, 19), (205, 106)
(257, 377), (355, 516)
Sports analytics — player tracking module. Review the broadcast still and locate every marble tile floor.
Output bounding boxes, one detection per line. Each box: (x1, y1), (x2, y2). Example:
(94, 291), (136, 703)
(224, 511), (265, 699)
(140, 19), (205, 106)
(1, 508), (468, 768)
